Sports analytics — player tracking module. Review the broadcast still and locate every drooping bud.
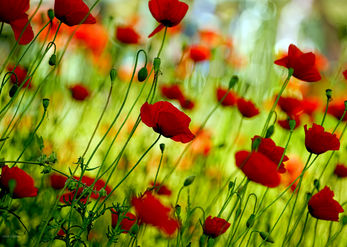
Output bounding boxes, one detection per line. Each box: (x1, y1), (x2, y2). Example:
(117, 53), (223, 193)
(49, 54), (56, 66)
(325, 89), (332, 101)
(110, 68), (117, 82)
(246, 214), (255, 228)
(228, 75), (238, 89)
(183, 176), (195, 187)
(137, 67), (148, 82)
(160, 143), (165, 153)
(47, 9), (55, 21)
(42, 98), (50, 110)
(265, 125), (275, 138)
(9, 85), (18, 98)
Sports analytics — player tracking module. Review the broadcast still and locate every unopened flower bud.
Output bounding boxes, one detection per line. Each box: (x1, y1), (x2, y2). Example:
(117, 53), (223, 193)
(289, 119), (296, 130)
(228, 75), (238, 89)
(49, 54), (56, 66)
(265, 125), (275, 138)
(110, 68), (117, 82)
(228, 181), (234, 190)
(235, 208), (242, 218)
(326, 89), (332, 100)
(246, 214), (255, 228)
(160, 143), (165, 153)
(313, 179), (320, 190)
(42, 98), (50, 110)
(342, 215), (347, 225)
(48, 9), (55, 21)
(129, 224), (139, 236)
(137, 67), (148, 82)
(183, 176), (195, 187)
(9, 85), (18, 98)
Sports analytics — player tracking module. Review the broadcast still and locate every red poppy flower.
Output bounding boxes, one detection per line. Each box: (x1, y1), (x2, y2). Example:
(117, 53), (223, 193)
(131, 191), (179, 235)
(0, 165), (38, 198)
(148, 0), (189, 38)
(278, 96), (303, 118)
(278, 116), (301, 130)
(304, 124), (340, 154)
(189, 45), (211, 63)
(235, 151), (281, 188)
(274, 44), (321, 82)
(140, 101), (195, 143)
(160, 84), (185, 101)
(327, 101), (347, 121)
(251, 136), (288, 173)
(115, 25), (141, 45)
(50, 174), (68, 190)
(0, 0), (34, 44)
(302, 97), (320, 120)
(343, 69), (347, 80)
(69, 84), (90, 101)
(236, 98), (260, 118)
(203, 216), (230, 238)
(7, 64), (32, 89)
(111, 210), (137, 233)
(334, 164), (347, 178)
(54, 0), (96, 26)
(150, 182), (172, 196)
(308, 186), (344, 221)
(216, 88), (237, 107)
(179, 98), (195, 110)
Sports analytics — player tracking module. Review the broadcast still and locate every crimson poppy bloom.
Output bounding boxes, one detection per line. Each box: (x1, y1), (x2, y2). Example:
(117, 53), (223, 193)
(69, 84), (90, 101)
(327, 101), (347, 121)
(236, 98), (260, 118)
(54, 0), (96, 26)
(131, 191), (179, 235)
(304, 124), (340, 154)
(150, 182), (172, 196)
(7, 64), (32, 89)
(0, 165), (38, 198)
(160, 84), (185, 101)
(278, 96), (303, 118)
(179, 98), (195, 110)
(274, 44), (321, 82)
(140, 101), (195, 143)
(334, 164), (347, 178)
(111, 210), (137, 233)
(115, 25), (141, 44)
(308, 186), (344, 221)
(0, 0), (34, 44)
(251, 136), (288, 173)
(216, 88), (237, 107)
(189, 45), (211, 63)
(203, 216), (230, 238)
(148, 0), (189, 38)
(50, 173), (68, 190)
(235, 151), (281, 188)
(343, 69), (347, 80)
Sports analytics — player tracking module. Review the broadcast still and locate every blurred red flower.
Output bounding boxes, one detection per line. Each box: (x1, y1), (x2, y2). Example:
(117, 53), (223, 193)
(160, 84), (185, 101)
(69, 84), (90, 101)
(236, 98), (259, 118)
(189, 45), (211, 63)
(216, 88), (237, 107)
(235, 151), (281, 188)
(150, 182), (172, 196)
(278, 116), (301, 130)
(54, 0), (96, 26)
(343, 69), (347, 80)
(302, 97), (320, 121)
(308, 186), (344, 221)
(131, 191), (179, 235)
(50, 173), (67, 190)
(7, 64), (32, 89)
(148, 0), (189, 38)
(0, 0), (34, 44)
(203, 216), (230, 238)
(334, 164), (347, 178)
(278, 96), (303, 118)
(111, 210), (137, 233)
(251, 136), (288, 173)
(274, 44), (321, 82)
(304, 124), (340, 154)
(327, 101), (347, 121)
(179, 98), (195, 110)
(115, 25), (141, 45)
(140, 101), (195, 143)
(0, 165), (38, 198)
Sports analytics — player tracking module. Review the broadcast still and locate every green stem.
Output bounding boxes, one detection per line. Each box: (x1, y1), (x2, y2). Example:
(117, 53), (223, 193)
(156, 26), (168, 58)
(296, 212), (309, 246)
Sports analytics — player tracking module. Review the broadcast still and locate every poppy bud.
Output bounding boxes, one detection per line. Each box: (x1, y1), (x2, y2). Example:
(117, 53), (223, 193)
(246, 214), (255, 228)
(183, 176), (195, 187)
(235, 208), (241, 218)
(342, 215), (347, 225)
(110, 68), (117, 82)
(129, 223), (139, 236)
(175, 204), (181, 216)
(9, 85), (18, 97)
(289, 119), (296, 130)
(49, 54), (56, 66)
(325, 89), (332, 100)
(259, 232), (274, 243)
(228, 181), (234, 190)
(137, 67), (148, 82)
(153, 57), (161, 73)
(265, 125), (275, 138)
(306, 192), (312, 201)
(160, 143), (165, 153)
(228, 75), (238, 89)
(48, 9), (55, 21)
(42, 98), (50, 110)
(313, 179), (320, 190)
